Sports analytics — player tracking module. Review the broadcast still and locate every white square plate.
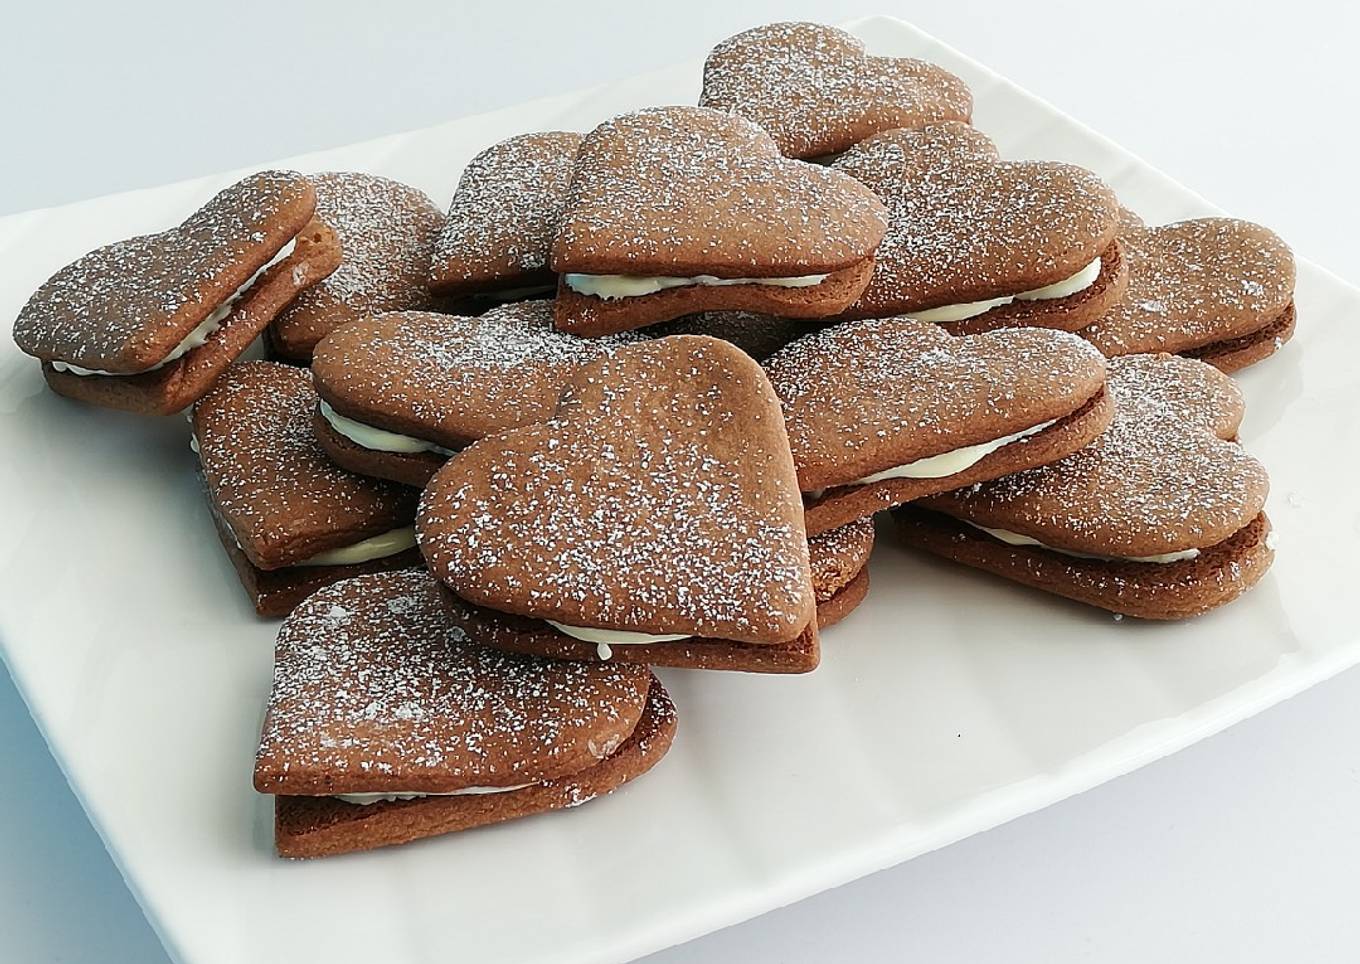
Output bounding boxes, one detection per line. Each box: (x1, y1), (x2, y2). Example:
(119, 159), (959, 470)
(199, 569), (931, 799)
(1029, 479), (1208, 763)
(1, 15), (1356, 964)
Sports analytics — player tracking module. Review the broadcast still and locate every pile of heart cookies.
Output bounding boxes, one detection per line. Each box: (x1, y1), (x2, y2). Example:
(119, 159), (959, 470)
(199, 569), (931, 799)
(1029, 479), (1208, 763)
(11, 22), (1295, 858)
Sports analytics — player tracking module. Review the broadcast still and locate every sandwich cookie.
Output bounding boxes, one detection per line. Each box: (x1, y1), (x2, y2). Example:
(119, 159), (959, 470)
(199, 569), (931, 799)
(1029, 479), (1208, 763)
(428, 132), (582, 302)
(765, 318), (1112, 536)
(700, 21), (971, 160)
(1081, 210), (1296, 373)
(831, 123), (1128, 332)
(192, 361), (420, 617)
(255, 569), (676, 857)
(896, 353), (1273, 619)
(809, 517), (874, 628)
(266, 172), (443, 362)
(13, 170), (340, 415)
(311, 302), (640, 487)
(418, 335), (820, 673)
(551, 106), (888, 336)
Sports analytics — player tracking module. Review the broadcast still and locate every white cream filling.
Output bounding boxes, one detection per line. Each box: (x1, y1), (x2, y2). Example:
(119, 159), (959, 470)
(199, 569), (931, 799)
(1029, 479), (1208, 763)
(564, 271), (829, 300)
(50, 239), (296, 376)
(964, 521), (1201, 564)
(906, 256), (1102, 324)
(294, 527), (418, 567)
(318, 400), (458, 457)
(335, 783), (535, 806)
(545, 621), (691, 662)
(849, 419), (1057, 487)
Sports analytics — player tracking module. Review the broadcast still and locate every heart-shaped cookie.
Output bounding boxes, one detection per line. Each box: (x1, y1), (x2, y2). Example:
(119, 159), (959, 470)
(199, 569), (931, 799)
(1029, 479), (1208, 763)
(700, 21), (972, 159)
(898, 353), (1273, 618)
(764, 318), (1112, 536)
(14, 170), (341, 414)
(311, 301), (641, 487)
(267, 171), (444, 362)
(428, 131), (583, 299)
(550, 106), (887, 336)
(831, 123), (1128, 332)
(417, 334), (816, 653)
(255, 569), (676, 856)
(192, 361), (420, 616)
(1081, 211), (1296, 373)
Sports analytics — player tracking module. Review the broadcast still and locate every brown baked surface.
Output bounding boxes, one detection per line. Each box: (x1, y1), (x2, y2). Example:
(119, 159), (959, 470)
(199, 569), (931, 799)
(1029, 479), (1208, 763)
(274, 675), (677, 858)
(311, 302), (641, 450)
(428, 132), (583, 297)
(192, 361), (417, 569)
(699, 22), (971, 159)
(816, 565), (870, 629)
(809, 517), (875, 601)
(831, 123), (1119, 320)
(1082, 216), (1296, 361)
(646, 310), (811, 361)
(1186, 301), (1296, 374)
(209, 511), (422, 618)
(418, 335), (815, 644)
(267, 172), (443, 362)
(764, 318), (1112, 535)
(435, 588), (822, 674)
(552, 258), (875, 337)
(916, 353), (1269, 559)
(39, 218), (341, 415)
(938, 239), (1128, 335)
(895, 509), (1273, 620)
(312, 409), (447, 488)
(551, 106), (886, 279)
(803, 390), (1113, 536)
(14, 170), (316, 372)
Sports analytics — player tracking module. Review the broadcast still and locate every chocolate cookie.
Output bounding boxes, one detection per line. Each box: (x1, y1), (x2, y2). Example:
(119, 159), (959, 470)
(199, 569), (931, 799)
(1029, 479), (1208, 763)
(266, 172), (443, 362)
(896, 353), (1273, 618)
(809, 517), (875, 628)
(700, 22), (971, 160)
(831, 123), (1127, 332)
(551, 106), (888, 336)
(14, 171), (340, 414)
(764, 319), (1112, 536)
(418, 335), (819, 673)
(428, 132), (582, 301)
(1081, 211), (1296, 372)
(192, 361), (420, 616)
(255, 569), (676, 857)
(311, 302), (640, 486)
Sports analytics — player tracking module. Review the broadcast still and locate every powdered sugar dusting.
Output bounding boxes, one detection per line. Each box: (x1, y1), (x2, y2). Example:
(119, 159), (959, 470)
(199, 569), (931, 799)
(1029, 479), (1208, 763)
(417, 336), (812, 642)
(14, 170), (310, 371)
(192, 361), (416, 565)
(700, 21), (971, 158)
(551, 106), (886, 275)
(930, 353), (1269, 556)
(316, 302), (642, 443)
(255, 569), (652, 793)
(431, 132), (582, 291)
(832, 124), (1116, 316)
(1083, 217), (1295, 355)
(765, 318), (1106, 488)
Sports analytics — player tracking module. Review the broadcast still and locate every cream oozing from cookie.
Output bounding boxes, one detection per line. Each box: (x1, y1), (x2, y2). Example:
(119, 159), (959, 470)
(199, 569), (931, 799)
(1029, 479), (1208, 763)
(335, 783), (536, 806)
(318, 400), (459, 457)
(294, 527), (418, 567)
(963, 521), (1201, 564)
(564, 271), (830, 300)
(906, 256), (1102, 324)
(545, 620), (690, 661)
(50, 239), (297, 376)
(844, 418), (1057, 488)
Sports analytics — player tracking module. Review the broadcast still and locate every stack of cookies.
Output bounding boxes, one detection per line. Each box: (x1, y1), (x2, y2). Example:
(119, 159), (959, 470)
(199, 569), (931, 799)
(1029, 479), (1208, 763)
(10, 22), (1294, 858)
